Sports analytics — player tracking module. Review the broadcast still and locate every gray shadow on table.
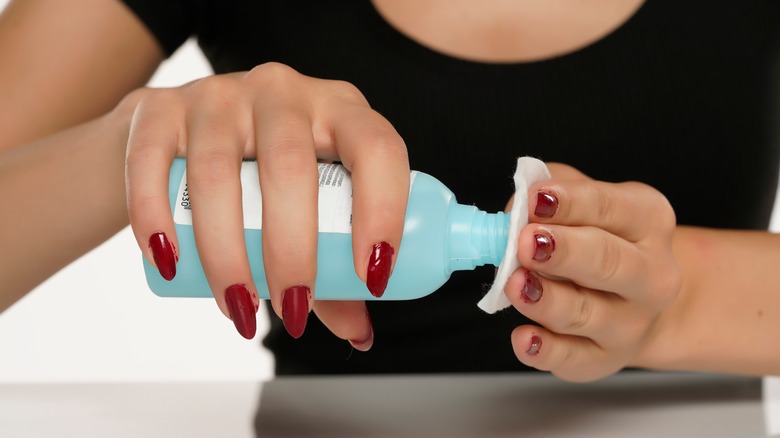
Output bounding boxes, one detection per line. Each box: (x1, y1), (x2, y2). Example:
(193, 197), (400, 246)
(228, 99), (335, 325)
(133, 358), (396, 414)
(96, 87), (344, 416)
(253, 372), (764, 438)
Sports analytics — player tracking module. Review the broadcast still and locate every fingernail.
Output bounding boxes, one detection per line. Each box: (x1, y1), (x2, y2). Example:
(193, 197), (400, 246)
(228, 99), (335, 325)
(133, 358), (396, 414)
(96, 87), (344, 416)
(535, 192), (558, 218)
(349, 318), (374, 352)
(282, 285), (310, 339)
(521, 271), (543, 303)
(367, 241), (394, 298)
(148, 232), (177, 281)
(225, 284), (257, 339)
(533, 232), (556, 262)
(527, 335), (542, 356)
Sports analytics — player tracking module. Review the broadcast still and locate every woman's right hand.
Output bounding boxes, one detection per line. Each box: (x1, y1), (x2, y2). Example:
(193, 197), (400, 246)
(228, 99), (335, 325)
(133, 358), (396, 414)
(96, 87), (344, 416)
(124, 63), (410, 345)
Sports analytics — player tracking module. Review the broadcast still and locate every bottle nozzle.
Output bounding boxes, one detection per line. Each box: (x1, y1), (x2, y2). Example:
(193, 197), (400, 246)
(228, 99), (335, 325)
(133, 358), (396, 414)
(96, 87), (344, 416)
(447, 205), (509, 272)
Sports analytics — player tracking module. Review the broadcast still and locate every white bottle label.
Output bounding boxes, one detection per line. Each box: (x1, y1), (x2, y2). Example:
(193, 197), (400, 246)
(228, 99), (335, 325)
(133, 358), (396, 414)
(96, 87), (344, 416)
(173, 161), (354, 233)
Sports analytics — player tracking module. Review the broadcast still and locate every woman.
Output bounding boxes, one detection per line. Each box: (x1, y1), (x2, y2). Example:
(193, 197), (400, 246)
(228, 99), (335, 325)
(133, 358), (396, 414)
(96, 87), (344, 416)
(1, 0), (779, 380)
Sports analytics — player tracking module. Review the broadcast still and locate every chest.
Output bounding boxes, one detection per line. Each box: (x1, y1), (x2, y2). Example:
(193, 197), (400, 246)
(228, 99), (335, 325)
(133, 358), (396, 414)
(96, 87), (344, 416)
(198, 0), (780, 228)
(370, 0), (646, 62)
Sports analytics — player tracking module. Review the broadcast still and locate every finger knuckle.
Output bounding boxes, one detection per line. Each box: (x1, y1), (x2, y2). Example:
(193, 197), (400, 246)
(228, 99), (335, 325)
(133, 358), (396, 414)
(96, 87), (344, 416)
(186, 75), (239, 102)
(125, 90), (184, 135)
(593, 184), (617, 225)
(627, 182), (677, 232)
(139, 87), (184, 110)
(246, 62), (301, 89)
(597, 235), (622, 283)
(568, 290), (594, 332)
(187, 151), (239, 186)
(263, 143), (314, 179)
(326, 79), (367, 104)
(126, 142), (164, 168)
(363, 122), (406, 157)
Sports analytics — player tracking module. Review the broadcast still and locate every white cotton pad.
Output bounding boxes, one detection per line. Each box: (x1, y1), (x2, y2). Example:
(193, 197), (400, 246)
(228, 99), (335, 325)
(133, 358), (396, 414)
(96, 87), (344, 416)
(477, 157), (551, 314)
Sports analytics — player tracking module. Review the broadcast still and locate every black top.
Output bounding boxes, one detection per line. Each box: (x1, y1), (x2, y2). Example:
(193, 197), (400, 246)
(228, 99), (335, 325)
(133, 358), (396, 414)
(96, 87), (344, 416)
(121, 0), (780, 374)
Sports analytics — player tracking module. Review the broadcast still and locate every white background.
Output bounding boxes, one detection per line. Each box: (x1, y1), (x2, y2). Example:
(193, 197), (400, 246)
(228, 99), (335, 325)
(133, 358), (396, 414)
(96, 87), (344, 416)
(2, 0), (780, 384)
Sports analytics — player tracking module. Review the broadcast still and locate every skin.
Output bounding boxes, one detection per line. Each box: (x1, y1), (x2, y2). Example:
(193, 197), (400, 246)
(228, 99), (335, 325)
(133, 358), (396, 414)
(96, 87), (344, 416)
(1, 0), (779, 379)
(0, 0), (161, 309)
(125, 67), (409, 343)
(506, 164), (680, 382)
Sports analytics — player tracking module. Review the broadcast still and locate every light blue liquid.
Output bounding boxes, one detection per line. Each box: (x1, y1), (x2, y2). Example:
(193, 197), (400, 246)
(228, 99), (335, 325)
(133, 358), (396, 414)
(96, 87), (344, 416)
(144, 158), (510, 300)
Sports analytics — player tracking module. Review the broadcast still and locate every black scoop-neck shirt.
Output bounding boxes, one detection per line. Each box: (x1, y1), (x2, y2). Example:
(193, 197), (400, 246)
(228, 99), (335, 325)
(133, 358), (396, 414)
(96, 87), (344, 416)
(121, 0), (780, 374)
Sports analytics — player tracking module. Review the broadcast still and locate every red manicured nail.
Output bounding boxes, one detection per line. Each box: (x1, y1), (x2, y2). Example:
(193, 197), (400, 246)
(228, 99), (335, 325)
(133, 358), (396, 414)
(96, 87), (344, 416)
(282, 286), (310, 339)
(533, 232), (556, 262)
(535, 192), (558, 218)
(225, 284), (257, 339)
(349, 318), (374, 352)
(527, 335), (542, 356)
(521, 271), (543, 303)
(367, 241), (394, 298)
(148, 232), (177, 281)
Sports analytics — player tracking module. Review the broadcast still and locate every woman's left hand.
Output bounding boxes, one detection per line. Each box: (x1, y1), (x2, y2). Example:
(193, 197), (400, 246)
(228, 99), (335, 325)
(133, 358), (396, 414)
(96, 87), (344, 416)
(505, 163), (681, 382)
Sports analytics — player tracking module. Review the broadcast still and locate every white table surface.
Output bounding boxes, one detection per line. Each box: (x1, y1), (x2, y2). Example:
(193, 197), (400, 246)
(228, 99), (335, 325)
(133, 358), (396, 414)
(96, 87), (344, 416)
(0, 372), (770, 437)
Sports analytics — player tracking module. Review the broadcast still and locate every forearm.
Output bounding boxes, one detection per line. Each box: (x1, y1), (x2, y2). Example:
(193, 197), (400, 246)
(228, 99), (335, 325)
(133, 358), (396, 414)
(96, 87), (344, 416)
(0, 0), (162, 152)
(0, 103), (134, 312)
(635, 225), (780, 375)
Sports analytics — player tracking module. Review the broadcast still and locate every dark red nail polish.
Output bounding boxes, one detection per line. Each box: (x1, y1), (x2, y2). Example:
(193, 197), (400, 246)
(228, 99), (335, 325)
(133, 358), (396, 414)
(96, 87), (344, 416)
(367, 241), (394, 298)
(521, 271), (543, 303)
(533, 233), (555, 262)
(527, 335), (542, 356)
(282, 285), (310, 339)
(535, 192), (558, 218)
(225, 284), (257, 339)
(148, 232), (177, 281)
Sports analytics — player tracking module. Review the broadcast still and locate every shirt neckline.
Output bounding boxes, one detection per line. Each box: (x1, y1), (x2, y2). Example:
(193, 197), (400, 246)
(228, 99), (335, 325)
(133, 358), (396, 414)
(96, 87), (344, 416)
(364, 0), (651, 69)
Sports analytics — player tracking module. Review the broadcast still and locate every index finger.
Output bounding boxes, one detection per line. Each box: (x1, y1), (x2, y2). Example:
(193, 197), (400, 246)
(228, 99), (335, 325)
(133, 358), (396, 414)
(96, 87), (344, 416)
(529, 178), (675, 242)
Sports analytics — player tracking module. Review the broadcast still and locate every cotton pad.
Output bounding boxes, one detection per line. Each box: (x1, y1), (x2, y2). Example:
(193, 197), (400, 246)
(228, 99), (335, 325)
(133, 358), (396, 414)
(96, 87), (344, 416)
(478, 157), (551, 313)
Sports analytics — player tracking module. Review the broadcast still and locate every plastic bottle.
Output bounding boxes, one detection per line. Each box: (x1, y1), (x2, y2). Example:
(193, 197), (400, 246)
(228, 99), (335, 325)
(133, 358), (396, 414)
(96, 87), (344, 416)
(144, 158), (509, 300)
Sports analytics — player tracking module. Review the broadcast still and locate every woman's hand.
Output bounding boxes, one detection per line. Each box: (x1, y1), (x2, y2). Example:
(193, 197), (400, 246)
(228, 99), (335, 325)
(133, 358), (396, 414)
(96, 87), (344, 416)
(124, 63), (410, 344)
(505, 163), (681, 382)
